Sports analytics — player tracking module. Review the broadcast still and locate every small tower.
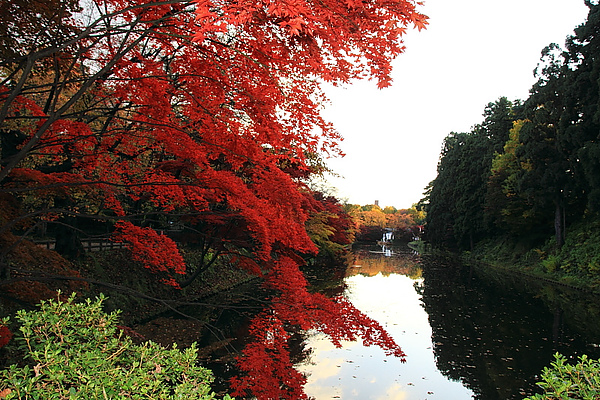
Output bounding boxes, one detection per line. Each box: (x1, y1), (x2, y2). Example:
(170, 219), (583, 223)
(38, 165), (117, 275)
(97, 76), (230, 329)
(374, 200), (379, 206)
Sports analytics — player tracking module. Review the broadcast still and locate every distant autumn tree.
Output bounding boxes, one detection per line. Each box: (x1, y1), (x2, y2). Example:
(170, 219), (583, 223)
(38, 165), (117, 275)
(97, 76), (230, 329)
(358, 208), (388, 228)
(1, 0), (427, 397)
(347, 203), (423, 242)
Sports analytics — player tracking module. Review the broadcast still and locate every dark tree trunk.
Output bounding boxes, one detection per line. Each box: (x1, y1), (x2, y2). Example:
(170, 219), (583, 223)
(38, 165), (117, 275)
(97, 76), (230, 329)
(55, 216), (84, 259)
(554, 201), (564, 247)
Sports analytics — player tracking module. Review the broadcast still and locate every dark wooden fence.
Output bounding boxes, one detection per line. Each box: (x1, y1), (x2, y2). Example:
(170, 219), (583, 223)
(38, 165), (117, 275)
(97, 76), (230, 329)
(35, 239), (125, 252)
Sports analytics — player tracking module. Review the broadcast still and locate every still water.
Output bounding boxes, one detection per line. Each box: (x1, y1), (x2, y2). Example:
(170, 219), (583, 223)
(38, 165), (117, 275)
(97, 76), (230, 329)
(296, 244), (600, 400)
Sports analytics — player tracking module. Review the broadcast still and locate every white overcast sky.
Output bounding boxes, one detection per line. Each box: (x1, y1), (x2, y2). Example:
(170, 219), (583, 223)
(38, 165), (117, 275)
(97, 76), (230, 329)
(321, 0), (590, 209)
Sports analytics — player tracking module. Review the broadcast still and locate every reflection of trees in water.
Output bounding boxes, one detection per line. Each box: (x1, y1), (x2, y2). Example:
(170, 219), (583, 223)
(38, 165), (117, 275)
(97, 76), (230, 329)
(419, 255), (600, 400)
(348, 246), (422, 279)
(181, 247), (413, 397)
(177, 285), (320, 395)
(471, 264), (600, 341)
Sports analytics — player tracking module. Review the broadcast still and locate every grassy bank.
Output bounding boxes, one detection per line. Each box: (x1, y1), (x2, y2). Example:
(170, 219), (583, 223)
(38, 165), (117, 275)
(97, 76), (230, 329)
(463, 216), (600, 294)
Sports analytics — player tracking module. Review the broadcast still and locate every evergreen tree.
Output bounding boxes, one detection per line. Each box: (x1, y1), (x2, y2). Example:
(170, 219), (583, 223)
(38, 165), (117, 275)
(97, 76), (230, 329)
(425, 2), (600, 253)
(561, 2), (600, 212)
(424, 98), (518, 250)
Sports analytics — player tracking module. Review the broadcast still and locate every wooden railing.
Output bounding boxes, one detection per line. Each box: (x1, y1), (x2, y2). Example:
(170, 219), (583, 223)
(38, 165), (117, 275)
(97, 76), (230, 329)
(35, 239), (125, 252)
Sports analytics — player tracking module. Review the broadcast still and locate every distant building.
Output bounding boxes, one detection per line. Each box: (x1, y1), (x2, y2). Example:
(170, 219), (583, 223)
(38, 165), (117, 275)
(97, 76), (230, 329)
(382, 230), (393, 242)
(374, 200), (379, 206)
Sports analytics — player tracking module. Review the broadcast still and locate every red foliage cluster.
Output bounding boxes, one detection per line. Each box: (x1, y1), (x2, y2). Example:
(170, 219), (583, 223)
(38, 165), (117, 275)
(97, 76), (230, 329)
(112, 222), (186, 287)
(1, 0), (426, 281)
(0, 326), (12, 348)
(230, 312), (307, 399)
(231, 256), (406, 398)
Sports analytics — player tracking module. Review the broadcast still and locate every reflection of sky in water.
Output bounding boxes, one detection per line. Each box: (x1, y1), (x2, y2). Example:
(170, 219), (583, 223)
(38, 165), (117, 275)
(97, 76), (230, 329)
(297, 273), (474, 399)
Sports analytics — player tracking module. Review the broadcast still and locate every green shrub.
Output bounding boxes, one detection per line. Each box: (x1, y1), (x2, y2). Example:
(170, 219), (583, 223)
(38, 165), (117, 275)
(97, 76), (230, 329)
(541, 254), (560, 273)
(0, 293), (232, 400)
(525, 353), (600, 400)
(558, 218), (600, 278)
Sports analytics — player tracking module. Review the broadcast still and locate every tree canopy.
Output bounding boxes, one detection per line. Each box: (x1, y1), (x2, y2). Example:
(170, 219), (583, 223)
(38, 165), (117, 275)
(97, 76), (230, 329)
(423, 2), (600, 257)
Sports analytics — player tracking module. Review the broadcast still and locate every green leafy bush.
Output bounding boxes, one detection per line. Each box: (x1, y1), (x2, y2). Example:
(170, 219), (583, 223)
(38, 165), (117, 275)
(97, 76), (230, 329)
(558, 218), (600, 278)
(0, 293), (232, 400)
(541, 254), (560, 273)
(525, 353), (600, 400)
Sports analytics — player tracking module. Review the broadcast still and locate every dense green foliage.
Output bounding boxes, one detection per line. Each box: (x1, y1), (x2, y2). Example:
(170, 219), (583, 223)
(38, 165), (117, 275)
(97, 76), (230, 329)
(422, 2), (600, 282)
(422, 97), (518, 250)
(525, 353), (600, 400)
(467, 215), (600, 290)
(0, 294), (232, 400)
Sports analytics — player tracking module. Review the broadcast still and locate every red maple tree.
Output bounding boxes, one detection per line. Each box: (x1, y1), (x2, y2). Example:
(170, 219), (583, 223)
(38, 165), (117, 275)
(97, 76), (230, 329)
(1, 0), (426, 397)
